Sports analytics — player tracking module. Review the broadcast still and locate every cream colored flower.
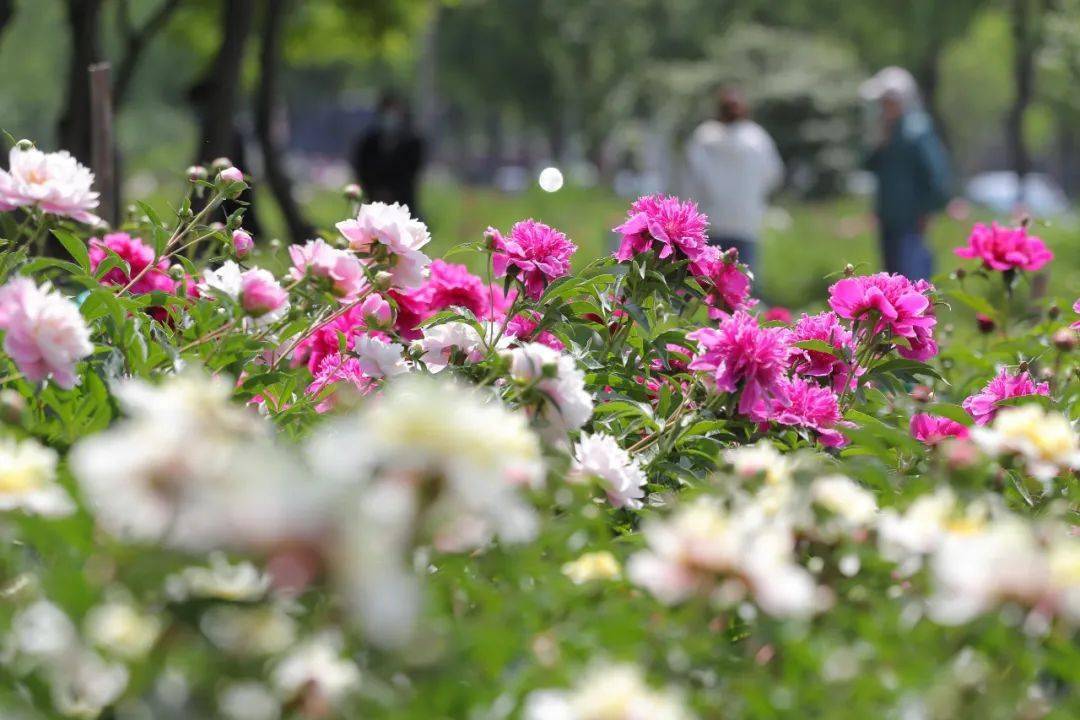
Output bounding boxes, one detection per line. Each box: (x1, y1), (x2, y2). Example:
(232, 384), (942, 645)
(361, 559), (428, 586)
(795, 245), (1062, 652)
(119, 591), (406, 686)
(84, 601), (162, 660)
(973, 404), (1080, 482)
(0, 436), (73, 517)
(524, 662), (694, 720)
(562, 552), (622, 584)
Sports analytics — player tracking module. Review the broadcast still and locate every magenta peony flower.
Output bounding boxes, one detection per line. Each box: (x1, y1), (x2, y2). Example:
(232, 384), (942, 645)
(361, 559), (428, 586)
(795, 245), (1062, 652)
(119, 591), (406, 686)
(482, 282), (517, 321)
(954, 222), (1053, 272)
(1071, 298), (1079, 331)
(910, 413), (970, 445)
(962, 368), (1050, 426)
(425, 259), (487, 317)
(613, 194), (709, 263)
(387, 286), (434, 341)
(689, 246), (753, 318)
(828, 272), (938, 361)
(305, 353), (376, 413)
(239, 268), (289, 320)
(288, 238), (366, 300)
(89, 232), (177, 295)
(790, 311), (855, 390)
(291, 305), (367, 373)
(0, 146), (100, 224)
(0, 277), (93, 389)
(506, 311), (565, 351)
(769, 376), (848, 447)
(232, 229), (254, 258)
(487, 219), (575, 300)
(763, 307), (792, 324)
(688, 311), (790, 422)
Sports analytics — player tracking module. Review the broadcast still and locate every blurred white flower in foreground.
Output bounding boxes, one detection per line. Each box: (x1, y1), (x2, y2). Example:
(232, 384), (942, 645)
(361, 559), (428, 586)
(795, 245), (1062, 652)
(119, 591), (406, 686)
(271, 632), (361, 709)
(723, 439), (795, 484)
(562, 551), (622, 584)
(84, 600), (162, 660)
(524, 662), (694, 720)
(165, 553), (271, 602)
(0, 436), (74, 517)
(571, 432), (647, 509)
(972, 404), (1080, 484)
(810, 474), (878, 527)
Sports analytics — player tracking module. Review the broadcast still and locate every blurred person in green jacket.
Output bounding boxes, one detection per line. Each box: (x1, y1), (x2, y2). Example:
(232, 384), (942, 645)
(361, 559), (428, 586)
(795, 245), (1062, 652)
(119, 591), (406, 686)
(861, 67), (952, 281)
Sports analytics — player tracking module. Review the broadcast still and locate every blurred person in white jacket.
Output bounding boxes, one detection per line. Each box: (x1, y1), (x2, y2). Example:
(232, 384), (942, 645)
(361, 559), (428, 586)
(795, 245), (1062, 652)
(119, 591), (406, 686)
(683, 88), (783, 277)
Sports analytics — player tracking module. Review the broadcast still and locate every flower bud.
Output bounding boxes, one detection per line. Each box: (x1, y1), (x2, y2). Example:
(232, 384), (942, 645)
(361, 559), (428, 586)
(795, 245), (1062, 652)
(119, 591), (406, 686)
(910, 385), (932, 403)
(232, 229), (254, 259)
(343, 183), (363, 202)
(186, 165), (208, 183)
(210, 157), (234, 174)
(1048, 304), (1061, 320)
(373, 271), (393, 292)
(1018, 360), (1030, 373)
(975, 313), (995, 334)
(954, 267), (967, 280)
(1052, 328), (1077, 352)
(360, 293), (393, 328)
(843, 263), (855, 277)
(218, 166), (244, 185)
(15, 139), (34, 151)
(0, 389), (26, 424)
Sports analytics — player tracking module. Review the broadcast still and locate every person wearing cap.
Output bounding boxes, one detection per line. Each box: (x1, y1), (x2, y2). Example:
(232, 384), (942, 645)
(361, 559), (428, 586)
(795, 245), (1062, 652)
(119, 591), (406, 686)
(861, 67), (952, 281)
(683, 87), (784, 278)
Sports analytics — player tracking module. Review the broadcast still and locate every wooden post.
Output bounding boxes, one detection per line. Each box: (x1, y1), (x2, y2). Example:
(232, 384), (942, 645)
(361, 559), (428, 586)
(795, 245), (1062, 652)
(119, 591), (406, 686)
(88, 62), (116, 226)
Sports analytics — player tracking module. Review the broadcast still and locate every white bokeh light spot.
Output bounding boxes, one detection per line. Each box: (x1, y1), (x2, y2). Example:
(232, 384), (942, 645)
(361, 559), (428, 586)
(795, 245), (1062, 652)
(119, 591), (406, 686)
(538, 166), (564, 193)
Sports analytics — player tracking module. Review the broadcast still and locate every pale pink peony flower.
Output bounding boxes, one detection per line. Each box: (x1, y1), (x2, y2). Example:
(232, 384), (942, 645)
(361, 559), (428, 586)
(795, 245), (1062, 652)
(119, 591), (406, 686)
(425, 259), (487, 316)
(789, 311), (855, 390)
(335, 202), (431, 288)
(487, 219), (575, 300)
(571, 432), (647, 509)
(288, 238), (366, 300)
(1071, 299), (1079, 331)
(0, 145), (100, 224)
(689, 246), (754, 318)
(828, 272), (938, 361)
(954, 222), (1053, 272)
(910, 413), (970, 445)
(89, 232), (177, 295)
(218, 166), (244, 184)
(415, 321), (487, 372)
(0, 277), (93, 389)
(354, 333), (408, 379)
(232, 229), (254, 258)
(613, 194), (709, 263)
(240, 268), (289, 321)
(769, 376), (848, 447)
(688, 311), (790, 422)
(962, 368), (1050, 426)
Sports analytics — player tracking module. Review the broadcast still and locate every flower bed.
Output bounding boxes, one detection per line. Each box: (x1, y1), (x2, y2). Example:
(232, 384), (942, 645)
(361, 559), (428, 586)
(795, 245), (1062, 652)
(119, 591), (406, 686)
(0, 142), (1077, 719)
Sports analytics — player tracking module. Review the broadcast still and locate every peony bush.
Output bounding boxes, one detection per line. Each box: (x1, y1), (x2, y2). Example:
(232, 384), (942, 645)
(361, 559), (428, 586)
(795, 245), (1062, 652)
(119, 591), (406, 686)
(0, 141), (1077, 719)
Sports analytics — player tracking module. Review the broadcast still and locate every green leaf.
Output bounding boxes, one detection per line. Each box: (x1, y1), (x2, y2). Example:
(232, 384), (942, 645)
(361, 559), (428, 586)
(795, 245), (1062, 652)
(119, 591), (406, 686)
(51, 228), (90, 270)
(792, 339), (840, 358)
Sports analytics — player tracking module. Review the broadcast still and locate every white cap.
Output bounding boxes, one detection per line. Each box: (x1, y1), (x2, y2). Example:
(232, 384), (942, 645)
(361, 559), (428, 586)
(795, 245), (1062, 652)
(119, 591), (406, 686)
(859, 66), (921, 110)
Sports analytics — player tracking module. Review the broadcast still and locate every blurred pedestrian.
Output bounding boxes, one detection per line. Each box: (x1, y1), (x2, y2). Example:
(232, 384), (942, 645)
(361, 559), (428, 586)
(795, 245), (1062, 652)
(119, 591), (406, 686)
(683, 87), (783, 277)
(861, 67), (952, 281)
(352, 91), (425, 214)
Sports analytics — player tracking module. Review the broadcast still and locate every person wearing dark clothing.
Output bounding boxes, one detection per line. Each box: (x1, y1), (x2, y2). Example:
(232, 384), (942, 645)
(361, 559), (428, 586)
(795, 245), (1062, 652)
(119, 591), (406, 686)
(861, 67), (951, 281)
(352, 93), (424, 213)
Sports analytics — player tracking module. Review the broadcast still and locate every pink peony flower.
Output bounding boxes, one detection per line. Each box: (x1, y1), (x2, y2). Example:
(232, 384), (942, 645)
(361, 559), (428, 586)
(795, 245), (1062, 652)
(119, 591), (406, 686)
(288, 238), (366, 300)
(425, 259), (487, 317)
(688, 311), (790, 422)
(0, 277), (93, 389)
(828, 272), (938, 361)
(910, 413), (970, 445)
(335, 202), (431, 288)
(0, 145), (100, 224)
(218, 166), (244, 184)
(1071, 299), (1079, 331)
(769, 376), (848, 447)
(482, 283), (517, 321)
(613, 194), (709, 263)
(690, 246), (754, 318)
(89, 232), (177, 295)
(954, 222), (1053, 272)
(359, 293), (393, 328)
(789, 311), (855, 390)
(962, 368), (1050, 426)
(240, 269), (289, 320)
(305, 353), (376, 413)
(291, 306), (367, 373)
(232, 229), (254, 258)
(763, 307), (792, 324)
(506, 311), (565, 350)
(487, 219), (575, 300)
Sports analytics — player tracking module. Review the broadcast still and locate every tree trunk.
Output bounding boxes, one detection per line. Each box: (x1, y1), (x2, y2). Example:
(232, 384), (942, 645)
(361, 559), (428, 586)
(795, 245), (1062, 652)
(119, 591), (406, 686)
(114, 0), (185, 108)
(916, 41), (949, 148)
(0, 0), (15, 40)
(1006, 0), (1038, 201)
(191, 0), (255, 164)
(255, 0), (312, 243)
(57, 0), (104, 163)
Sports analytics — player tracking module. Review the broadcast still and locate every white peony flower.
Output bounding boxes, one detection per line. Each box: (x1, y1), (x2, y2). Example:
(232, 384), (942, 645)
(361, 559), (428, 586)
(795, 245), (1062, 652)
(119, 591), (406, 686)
(562, 551), (622, 584)
(83, 601), (162, 660)
(200, 605), (297, 657)
(271, 632), (361, 706)
(200, 259), (244, 300)
(524, 662), (694, 720)
(165, 553), (271, 602)
(504, 342), (594, 434)
(354, 333), (409, 378)
(972, 404), (1080, 484)
(0, 436), (74, 517)
(415, 321), (486, 372)
(335, 202), (431, 288)
(8, 600), (78, 666)
(876, 486), (960, 571)
(219, 681), (281, 720)
(722, 440), (794, 485)
(571, 432), (647, 509)
(810, 474), (878, 526)
(0, 145), (100, 224)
